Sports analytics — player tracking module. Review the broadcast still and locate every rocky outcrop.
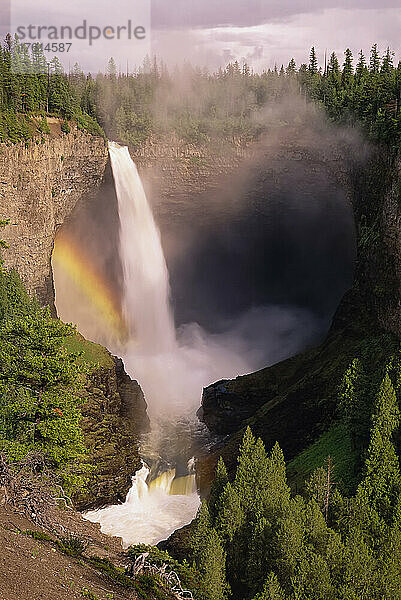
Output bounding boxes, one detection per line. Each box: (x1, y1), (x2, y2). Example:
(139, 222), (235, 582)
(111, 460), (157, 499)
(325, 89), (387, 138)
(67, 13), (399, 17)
(0, 127), (108, 305)
(133, 132), (254, 200)
(74, 351), (150, 510)
(365, 155), (401, 338)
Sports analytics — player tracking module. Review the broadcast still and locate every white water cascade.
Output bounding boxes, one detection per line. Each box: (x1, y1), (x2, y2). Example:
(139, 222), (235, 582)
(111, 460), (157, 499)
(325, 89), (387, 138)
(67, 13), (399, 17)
(85, 142), (253, 545)
(85, 464), (200, 547)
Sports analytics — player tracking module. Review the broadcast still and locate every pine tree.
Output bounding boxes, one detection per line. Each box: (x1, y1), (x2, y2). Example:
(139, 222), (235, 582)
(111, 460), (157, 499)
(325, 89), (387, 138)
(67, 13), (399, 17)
(252, 572), (286, 600)
(381, 47), (394, 73)
(340, 529), (379, 599)
(215, 482), (244, 543)
(235, 428), (270, 518)
(369, 43), (381, 73)
(328, 52), (340, 76)
(107, 57), (117, 78)
(309, 47), (318, 75)
(356, 373), (401, 524)
(339, 358), (369, 453)
(274, 496), (306, 588)
(264, 442), (291, 517)
(356, 50), (367, 79)
(246, 515), (272, 596)
(192, 499), (212, 564)
(286, 58), (297, 75)
(342, 48), (354, 84)
(209, 456), (229, 521)
(199, 529), (228, 600)
(0, 310), (86, 491)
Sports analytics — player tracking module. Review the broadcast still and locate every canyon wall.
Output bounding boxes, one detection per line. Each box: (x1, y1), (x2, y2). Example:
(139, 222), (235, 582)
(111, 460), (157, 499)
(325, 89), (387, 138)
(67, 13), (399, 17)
(0, 128), (108, 306)
(198, 147), (401, 488)
(368, 156), (401, 339)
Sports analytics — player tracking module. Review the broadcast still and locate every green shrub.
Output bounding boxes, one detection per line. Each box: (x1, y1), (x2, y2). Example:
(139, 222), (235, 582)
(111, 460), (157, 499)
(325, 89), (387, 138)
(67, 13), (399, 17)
(0, 306), (88, 493)
(24, 530), (53, 542)
(58, 534), (88, 556)
(38, 117), (50, 134)
(75, 113), (105, 137)
(61, 120), (71, 134)
(81, 589), (98, 600)
(128, 545), (204, 599)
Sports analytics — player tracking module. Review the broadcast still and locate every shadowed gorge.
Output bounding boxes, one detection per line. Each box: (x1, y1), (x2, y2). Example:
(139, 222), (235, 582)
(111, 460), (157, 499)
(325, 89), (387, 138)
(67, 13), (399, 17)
(50, 109), (359, 547)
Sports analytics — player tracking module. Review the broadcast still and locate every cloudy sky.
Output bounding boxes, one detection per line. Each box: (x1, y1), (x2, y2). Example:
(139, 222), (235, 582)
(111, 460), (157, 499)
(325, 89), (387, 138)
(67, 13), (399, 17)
(152, 0), (401, 71)
(2, 0), (401, 72)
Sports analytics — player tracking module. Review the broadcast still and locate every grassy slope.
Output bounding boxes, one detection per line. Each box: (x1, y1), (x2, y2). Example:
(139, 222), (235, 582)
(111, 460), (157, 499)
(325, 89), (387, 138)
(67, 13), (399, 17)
(287, 422), (357, 495)
(64, 332), (114, 368)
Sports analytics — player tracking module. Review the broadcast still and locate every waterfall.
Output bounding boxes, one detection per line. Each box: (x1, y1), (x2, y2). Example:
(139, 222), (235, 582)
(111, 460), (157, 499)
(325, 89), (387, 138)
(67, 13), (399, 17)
(109, 141), (250, 419)
(85, 142), (251, 546)
(84, 143), (202, 545)
(85, 464), (199, 547)
(108, 142), (176, 352)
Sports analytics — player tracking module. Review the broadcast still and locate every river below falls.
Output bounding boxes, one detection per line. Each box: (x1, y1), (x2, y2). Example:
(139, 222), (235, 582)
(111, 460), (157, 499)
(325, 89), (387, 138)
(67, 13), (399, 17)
(84, 417), (215, 547)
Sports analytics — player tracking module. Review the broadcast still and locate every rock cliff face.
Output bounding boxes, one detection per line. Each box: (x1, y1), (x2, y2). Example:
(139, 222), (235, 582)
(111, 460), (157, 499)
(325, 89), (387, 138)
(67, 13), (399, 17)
(0, 128), (108, 305)
(133, 133), (254, 200)
(380, 193), (401, 337)
(74, 350), (150, 510)
(358, 154), (401, 339)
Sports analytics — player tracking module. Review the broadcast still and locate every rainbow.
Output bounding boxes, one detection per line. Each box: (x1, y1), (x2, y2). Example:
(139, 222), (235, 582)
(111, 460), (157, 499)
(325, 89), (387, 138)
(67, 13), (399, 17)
(52, 232), (127, 340)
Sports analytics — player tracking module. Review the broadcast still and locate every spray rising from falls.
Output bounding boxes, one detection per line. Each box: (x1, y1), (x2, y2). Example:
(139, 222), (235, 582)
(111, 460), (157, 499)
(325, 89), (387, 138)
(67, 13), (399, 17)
(85, 142), (254, 545)
(109, 141), (251, 418)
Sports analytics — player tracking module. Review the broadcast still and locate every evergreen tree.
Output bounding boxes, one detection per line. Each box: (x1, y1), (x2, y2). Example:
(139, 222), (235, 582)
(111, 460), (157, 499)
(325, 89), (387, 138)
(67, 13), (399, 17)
(286, 59), (297, 75)
(192, 500), (212, 565)
(234, 428), (270, 518)
(381, 47), (394, 73)
(252, 572), (286, 600)
(107, 57), (117, 78)
(369, 43), (381, 73)
(0, 309), (86, 491)
(339, 529), (379, 599)
(339, 358), (370, 454)
(328, 52), (340, 76)
(342, 48), (354, 84)
(215, 482), (244, 543)
(309, 47), (318, 75)
(355, 50), (367, 79)
(209, 456), (229, 520)
(199, 528), (228, 600)
(356, 372), (401, 524)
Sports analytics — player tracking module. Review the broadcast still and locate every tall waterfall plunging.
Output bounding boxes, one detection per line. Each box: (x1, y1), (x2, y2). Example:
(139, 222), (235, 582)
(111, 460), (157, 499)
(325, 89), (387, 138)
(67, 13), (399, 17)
(108, 141), (250, 419)
(109, 142), (176, 353)
(85, 142), (253, 545)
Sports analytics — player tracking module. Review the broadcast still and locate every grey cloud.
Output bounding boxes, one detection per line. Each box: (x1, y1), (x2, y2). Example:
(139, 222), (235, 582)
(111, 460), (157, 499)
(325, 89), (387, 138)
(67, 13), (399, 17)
(151, 0), (401, 29)
(0, 3), (10, 36)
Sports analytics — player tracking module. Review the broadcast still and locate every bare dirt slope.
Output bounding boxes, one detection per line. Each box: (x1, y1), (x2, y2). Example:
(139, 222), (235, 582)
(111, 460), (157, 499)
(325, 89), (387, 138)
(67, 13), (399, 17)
(0, 503), (137, 600)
